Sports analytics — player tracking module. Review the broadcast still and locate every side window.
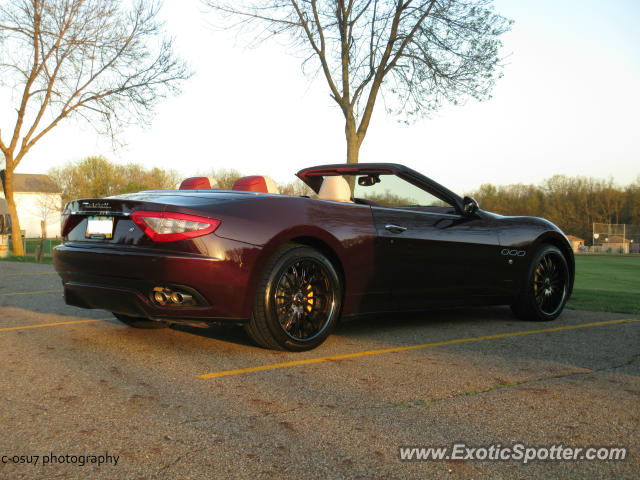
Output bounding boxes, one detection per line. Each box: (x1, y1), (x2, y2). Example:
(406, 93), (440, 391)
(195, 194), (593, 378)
(351, 174), (452, 209)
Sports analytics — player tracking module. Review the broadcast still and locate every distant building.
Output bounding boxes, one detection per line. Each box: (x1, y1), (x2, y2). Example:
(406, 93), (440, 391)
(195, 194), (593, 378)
(566, 235), (584, 253)
(0, 173), (62, 238)
(602, 235), (630, 254)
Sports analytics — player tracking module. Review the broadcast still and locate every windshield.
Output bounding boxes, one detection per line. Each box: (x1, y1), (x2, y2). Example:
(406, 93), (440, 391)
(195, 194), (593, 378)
(351, 174), (449, 208)
(311, 173), (454, 210)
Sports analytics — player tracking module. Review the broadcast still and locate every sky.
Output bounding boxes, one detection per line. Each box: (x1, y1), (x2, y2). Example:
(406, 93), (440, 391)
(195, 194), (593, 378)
(3, 0), (640, 195)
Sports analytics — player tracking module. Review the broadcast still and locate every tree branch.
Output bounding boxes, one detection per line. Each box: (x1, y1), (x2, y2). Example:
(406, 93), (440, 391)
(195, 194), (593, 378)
(202, 0), (510, 162)
(289, 0), (343, 107)
(8, 0), (42, 156)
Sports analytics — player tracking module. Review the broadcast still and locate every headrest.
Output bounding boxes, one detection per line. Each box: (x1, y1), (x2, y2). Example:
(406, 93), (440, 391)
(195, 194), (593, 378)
(318, 176), (352, 203)
(232, 176), (280, 194)
(179, 177), (211, 190)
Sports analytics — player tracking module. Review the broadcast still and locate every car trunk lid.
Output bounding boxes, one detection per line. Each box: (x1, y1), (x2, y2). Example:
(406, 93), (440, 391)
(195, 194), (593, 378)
(61, 191), (247, 245)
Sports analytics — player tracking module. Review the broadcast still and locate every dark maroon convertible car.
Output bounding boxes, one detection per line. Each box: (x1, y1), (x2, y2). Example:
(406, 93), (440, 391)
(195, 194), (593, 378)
(54, 163), (574, 350)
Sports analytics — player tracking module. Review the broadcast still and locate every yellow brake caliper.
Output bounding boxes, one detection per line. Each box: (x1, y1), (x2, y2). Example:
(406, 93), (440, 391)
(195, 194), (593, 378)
(306, 284), (314, 312)
(534, 265), (541, 294)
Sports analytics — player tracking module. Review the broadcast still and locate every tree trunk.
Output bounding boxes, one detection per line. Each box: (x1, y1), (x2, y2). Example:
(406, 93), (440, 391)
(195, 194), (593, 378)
(2, 167), (25, 256)
(344, 112), (362, 193)
(345, 113), (361, 164)
(36, 220), (46, 262)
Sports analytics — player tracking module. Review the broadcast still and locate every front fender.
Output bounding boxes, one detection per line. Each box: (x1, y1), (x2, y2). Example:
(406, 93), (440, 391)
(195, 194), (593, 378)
(493, 215), (574, 297)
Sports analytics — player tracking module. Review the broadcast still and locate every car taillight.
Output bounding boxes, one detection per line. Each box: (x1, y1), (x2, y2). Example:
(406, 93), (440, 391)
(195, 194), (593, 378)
(130, 211), (220, 242)
(61, 209), (84, 237)
(61, 209), (71, 236)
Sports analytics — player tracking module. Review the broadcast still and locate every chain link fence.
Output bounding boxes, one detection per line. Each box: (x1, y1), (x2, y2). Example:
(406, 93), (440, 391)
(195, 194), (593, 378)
(590, 223), (640, 254)
(6, 237), (62, 257)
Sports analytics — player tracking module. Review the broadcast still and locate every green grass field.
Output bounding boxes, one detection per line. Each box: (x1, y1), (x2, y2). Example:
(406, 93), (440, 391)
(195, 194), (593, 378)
(567, 255), (640, 315)
(1, 237), (60, 263)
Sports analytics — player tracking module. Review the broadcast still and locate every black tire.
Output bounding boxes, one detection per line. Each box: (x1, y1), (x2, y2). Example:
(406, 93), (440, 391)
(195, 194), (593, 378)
(245, 243), (343, 351)
(511, 244), (570, 321)
(113, 313), (167, 329)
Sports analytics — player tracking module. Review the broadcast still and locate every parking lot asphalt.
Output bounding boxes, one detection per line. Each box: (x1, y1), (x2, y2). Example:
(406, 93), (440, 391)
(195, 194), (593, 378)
(0, 261), (638, 479)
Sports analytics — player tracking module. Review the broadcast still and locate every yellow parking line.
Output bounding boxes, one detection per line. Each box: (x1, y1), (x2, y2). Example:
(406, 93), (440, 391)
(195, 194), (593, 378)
(198, 317), (640, 379)
(0, 289), (62, 296)
(0, 319), (99, 332)
(0, 272), (57, 277)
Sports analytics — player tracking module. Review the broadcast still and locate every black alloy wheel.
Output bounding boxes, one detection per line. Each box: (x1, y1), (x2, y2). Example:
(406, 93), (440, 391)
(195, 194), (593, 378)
(511, 244), (570, 321)
(532, 252), (567, 316)
(273, 258), (336, 342)
(246, 244), (342, 351)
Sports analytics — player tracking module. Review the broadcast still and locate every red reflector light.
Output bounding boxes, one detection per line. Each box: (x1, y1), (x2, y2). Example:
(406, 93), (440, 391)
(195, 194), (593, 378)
(130, 211), (220, 242)
(61, 211), (83, 237)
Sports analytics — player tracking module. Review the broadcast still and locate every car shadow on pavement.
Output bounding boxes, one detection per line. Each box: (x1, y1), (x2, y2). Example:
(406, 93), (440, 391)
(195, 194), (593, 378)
(338, 305), (516, 331)
(167, 322), (256, 347)
(162, 306), (519, 350)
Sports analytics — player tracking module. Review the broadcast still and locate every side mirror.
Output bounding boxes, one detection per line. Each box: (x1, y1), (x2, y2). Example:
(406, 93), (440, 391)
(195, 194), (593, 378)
(462, 196), (479, 215)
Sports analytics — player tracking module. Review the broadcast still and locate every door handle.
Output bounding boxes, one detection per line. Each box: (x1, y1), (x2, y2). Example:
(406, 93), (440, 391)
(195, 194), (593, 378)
(384, 224), (407, 234)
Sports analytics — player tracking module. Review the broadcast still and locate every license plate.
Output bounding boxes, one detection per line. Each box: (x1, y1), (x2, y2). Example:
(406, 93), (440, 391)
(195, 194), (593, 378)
(85, 216), (114, 239)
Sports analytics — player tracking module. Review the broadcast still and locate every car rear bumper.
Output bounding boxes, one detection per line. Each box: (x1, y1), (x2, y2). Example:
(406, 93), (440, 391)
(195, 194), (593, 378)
(54, 241), (260, 322)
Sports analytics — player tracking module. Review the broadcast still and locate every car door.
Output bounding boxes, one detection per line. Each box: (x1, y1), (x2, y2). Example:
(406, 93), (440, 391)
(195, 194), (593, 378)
(371, 206), (502, 310)
(352, 173), (501, 311)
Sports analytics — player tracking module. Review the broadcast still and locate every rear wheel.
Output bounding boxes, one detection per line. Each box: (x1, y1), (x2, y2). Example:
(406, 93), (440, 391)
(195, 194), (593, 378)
(245, 244), (342, 351)
(113, 313), (167, 329)
(511, 244), (570, 321)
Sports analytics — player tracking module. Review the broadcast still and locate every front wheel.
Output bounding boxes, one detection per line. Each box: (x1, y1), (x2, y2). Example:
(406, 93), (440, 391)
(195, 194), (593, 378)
(245, 244), (343, 351)
(511, 244), (570, 321)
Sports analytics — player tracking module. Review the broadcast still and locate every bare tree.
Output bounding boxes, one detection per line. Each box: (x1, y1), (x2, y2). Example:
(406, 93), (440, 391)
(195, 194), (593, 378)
(31, 191), (61, 261)
(0, 0), (189, 255)
(203, 0), (511, 166)
(32, 191), (62, 235)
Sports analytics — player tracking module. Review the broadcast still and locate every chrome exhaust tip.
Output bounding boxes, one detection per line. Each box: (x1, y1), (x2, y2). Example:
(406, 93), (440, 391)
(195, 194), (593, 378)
(170, 291), (193, 304)
(152, 287), (195, 307)
(153, 290), (169, 304)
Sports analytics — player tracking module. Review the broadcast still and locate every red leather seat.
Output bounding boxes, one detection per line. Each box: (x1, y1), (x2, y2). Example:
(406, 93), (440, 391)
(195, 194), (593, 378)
(232, 176), (279, 194)
(179, 177), (211, 190)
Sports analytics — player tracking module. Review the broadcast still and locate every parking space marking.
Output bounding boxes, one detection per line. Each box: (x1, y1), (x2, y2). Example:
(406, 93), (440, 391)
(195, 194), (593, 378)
(198, 317), (640, 379)
(0, 319), (100, 333)
(0, 289), (62, 296)
(0, 271), (57, 277)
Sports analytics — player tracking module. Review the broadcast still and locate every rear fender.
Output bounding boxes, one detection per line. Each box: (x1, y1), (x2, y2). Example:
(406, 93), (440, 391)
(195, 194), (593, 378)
(242, 226), (346, 317)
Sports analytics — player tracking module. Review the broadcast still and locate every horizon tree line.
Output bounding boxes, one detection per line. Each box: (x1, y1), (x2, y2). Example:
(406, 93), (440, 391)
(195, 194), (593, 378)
(40, 155), (640, 244)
